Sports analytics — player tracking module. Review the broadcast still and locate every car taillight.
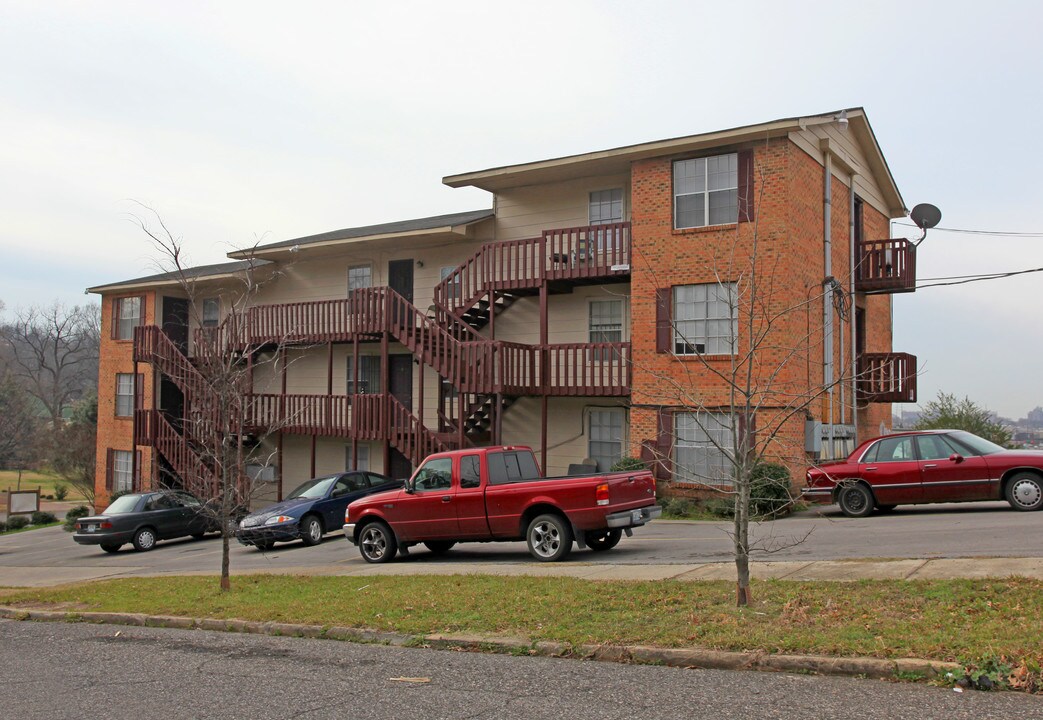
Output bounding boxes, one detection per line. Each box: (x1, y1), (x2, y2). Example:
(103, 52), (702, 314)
(99, 521), (112, 529)
(596, 483), (610, 506)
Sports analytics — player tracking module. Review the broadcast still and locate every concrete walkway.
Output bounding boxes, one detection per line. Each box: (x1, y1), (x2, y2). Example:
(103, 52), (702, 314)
(6, 556), (1043, 589)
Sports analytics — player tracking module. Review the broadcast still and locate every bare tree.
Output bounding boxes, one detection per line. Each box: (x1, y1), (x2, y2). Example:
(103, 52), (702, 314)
(633, 163), (852, 607)
(0, 370), (40, 471)
(132, 209), (295, 591)
(49, 392), (98, 506)
(1, 302), (100, 426)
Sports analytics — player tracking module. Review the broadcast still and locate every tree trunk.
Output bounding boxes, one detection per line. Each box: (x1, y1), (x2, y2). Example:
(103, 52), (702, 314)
(733, 471), (752, 606)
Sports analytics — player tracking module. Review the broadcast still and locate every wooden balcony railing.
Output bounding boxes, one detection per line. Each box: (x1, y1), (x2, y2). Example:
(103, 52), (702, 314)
(858, 352), (917, 403)
(135, 409), (222, 498)
(856, 239), (916, 293)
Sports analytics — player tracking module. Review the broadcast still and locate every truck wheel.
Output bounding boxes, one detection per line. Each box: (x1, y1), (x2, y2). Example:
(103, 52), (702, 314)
(585, 528), (622, 551)
(423, 541), (456, 555)
(358, 521), (398, 564)
(526, 514), (573, 562)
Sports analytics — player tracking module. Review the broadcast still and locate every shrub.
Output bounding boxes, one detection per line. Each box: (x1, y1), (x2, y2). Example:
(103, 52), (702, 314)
(610, 457), (648, 472)
(53, 483), (69, 501)
(0, 520), (7, 533)
(31, 511), (58, 525)
(705, 497), (735, 518)
(749, 462), (793, 519)
(63, 505), (91, 532)
(6, 516), (29, 530)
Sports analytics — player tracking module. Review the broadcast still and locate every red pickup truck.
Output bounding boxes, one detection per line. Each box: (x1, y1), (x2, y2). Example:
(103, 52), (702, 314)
(343, 446), (661, 563)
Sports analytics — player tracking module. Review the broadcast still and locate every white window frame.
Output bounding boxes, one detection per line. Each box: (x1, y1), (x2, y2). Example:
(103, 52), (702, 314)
(345, 444), (370, 472)
(201, 298), (220, 328)
(588, 408), (626, 473)
(115, 374), (135, 417)
(348, 264), (373, 293)
(589, 299), (624, 362)
(588, 188), (625, 253)
(673, 153), (738, 229)
(116, 297), (141, 340)
(113, 450), (135, 493)
(347, 355), (381, 395)
(673, 283), (737, 356)
(674, 412), (735, 488)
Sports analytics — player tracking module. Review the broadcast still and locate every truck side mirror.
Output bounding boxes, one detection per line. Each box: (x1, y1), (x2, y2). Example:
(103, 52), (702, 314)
(403, 477), (415, 494)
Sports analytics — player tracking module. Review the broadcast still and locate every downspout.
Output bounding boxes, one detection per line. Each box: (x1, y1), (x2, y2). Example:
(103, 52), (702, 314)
(850, 179), (859, 443)
(823, 151), (835, 457)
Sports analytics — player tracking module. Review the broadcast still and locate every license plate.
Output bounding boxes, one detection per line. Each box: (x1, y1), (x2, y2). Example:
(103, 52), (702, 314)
(85, 525), (96, 533)
(631, 510), (644, 524)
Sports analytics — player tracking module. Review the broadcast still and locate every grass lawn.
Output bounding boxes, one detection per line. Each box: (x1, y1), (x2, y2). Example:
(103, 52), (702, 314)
(0, 470), (87, 503)
(2, 574), (1041, 688)
(0, 521), (62, 536)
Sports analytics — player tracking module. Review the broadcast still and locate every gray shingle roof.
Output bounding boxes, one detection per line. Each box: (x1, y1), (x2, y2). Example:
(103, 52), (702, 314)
(87, 259), (272, 294)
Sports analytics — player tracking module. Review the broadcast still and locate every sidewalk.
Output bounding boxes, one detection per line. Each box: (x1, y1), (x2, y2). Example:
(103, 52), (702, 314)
(5, 556), (1042, 589)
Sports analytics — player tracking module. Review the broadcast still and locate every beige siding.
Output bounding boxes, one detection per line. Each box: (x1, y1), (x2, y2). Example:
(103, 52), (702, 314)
(488, 283), (631, 345)
(494, 174), (631, 241)
(502, 397), (629, 477)
(788, 127), (891, 217)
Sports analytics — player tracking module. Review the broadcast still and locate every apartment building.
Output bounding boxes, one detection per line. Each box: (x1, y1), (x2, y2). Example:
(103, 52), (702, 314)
(89, 108), (917, 507)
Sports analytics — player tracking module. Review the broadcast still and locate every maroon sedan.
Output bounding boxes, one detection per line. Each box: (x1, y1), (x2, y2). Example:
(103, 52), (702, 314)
(804, 430), (1043, 517)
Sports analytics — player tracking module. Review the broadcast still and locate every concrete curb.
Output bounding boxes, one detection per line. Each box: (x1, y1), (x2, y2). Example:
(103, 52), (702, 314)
(0, 605), (960, 681)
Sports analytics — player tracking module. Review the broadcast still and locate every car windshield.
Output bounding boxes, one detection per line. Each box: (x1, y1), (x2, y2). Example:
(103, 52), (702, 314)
(103, 495), (143, 514)
(286, 476), (337, 500)
(948, 431), (1005, 456)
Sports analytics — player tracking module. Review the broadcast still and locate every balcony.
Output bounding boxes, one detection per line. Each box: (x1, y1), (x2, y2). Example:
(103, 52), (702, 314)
(858, 352), (917, 403)
(856, 239), (916, 294)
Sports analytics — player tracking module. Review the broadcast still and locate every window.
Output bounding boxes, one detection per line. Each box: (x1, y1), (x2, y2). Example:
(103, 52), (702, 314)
(674, 412), (735, 487)
(486, 450), (541, 485)
(346, 444), (370, 471)
(674, 153), (738, 229)
(348, 265), (372, 293)
(589, 188), (624, 253)
(202, 298), (220, 328)
(347, 356), (381, 395)
(673, 283), (737, 355)
(589, 409), (625, 472)
(916, 435), (959, 461)
(115, 374), (136, 417)
(871, 436), (916, 463)
(112, 450), (136, 493)
(440, 266), (461, 300)
(413, 457), (452, 492)
(114, 297), (142, 340)
(460, 454), (481, 489)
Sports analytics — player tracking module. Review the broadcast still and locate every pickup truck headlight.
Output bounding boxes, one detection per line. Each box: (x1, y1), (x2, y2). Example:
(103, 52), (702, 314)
(264, 515), (294, 525)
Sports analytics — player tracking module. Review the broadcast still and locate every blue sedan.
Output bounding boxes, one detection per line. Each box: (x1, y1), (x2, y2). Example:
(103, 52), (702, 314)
(236, 471), (400, 550)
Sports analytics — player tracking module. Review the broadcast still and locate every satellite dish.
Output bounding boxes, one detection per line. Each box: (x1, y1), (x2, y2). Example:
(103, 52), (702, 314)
(910, 203), (942, 230)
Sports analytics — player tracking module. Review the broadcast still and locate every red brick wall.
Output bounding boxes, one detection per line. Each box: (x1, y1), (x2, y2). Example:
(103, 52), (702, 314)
(94, 292), (156, 508)
(626, 138), (896, 493)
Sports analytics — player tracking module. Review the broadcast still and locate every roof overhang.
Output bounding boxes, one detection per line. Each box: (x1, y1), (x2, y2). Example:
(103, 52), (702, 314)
(87, 260), (274, 295)
(444, 108), (905, 217)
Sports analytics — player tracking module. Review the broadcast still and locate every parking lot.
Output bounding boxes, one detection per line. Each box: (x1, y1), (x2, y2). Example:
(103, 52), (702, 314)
(2, 500), (1041, 587)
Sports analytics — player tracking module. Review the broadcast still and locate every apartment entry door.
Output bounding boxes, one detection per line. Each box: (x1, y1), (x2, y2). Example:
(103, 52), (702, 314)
(162, 297), (190, 353)
(388, 259), (414, 327)
(389, 354), (413, 410)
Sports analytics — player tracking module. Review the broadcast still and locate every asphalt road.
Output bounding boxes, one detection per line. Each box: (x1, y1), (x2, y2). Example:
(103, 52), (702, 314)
(3, 620), (1040, 720)
(1, 501), (1038, 583)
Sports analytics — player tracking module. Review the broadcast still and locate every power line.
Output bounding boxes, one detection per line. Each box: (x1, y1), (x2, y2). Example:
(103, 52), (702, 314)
(892, 221), (1043, 238)
(913, 266), (1043, 289)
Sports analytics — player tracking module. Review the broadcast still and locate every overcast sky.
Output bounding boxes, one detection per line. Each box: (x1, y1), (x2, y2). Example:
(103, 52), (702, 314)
(1, 1), (1040, 419)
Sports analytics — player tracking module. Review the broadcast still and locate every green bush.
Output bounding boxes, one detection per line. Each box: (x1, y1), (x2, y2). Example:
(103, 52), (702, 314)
(610, 457), (648, 472)
(31, 511), (58, 525)
(53, 483), (69, 501)
(6, 516), (29, 530)
(749, 462), (793, 518)
(0, 520), (7, 533)
(63, 505), (91, 532)
(705, 497), (735, 518)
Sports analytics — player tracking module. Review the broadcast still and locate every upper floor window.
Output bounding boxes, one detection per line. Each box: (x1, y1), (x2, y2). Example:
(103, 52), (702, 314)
(589, 189), (623, 225)
(673, 283), (737, 355)
(674, 153), (738, 229)
(201, 298), (220, 328)
(346, 355), (381, 395)
(440, 266), (461, 300)
(590, 299), (623, 361)
(115, 374), (139, 417)
(113, 296), (142, 340)
(348, 265), (372, 293)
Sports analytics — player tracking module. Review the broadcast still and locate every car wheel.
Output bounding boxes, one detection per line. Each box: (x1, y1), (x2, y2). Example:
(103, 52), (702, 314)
(526, 513), (573, 562)
(1006, 473), (1043, 511)
(358, 521), (397, 564)
(132, 527), (158, 552)
(300, 515), (323, 546)
(585, 528), (622, 551)
(423, 541), (456, 555)
(837, 484), (874, 518)
(100, 543), (121, 554)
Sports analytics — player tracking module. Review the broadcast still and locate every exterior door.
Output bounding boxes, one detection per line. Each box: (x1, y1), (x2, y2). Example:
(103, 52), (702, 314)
(388, 259), (414, 304)
(162, 297), (190, 353)
(389, 354), (413, 410)
(393, 456), (458, 540)
(916, 434), (994, 502)
(858, 435), (922, 504)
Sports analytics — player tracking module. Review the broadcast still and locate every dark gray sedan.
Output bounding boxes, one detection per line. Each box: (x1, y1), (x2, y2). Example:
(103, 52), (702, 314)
(73, 490), (217, 553)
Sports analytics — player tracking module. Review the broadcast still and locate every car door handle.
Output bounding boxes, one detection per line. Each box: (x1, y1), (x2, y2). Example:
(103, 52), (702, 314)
(923, 464), (937, 468)
(441, 496), (451, 503)
(864, 467), (877, 471)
